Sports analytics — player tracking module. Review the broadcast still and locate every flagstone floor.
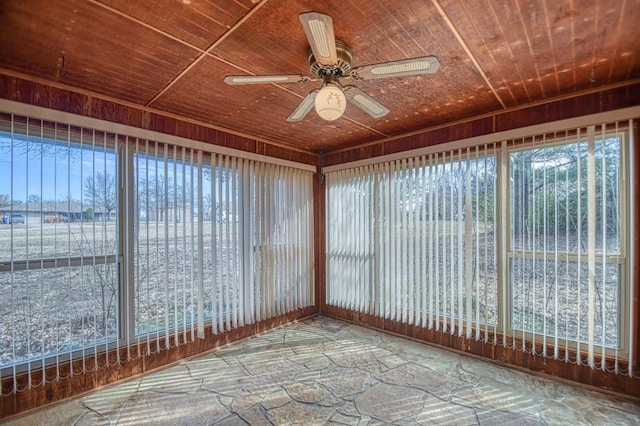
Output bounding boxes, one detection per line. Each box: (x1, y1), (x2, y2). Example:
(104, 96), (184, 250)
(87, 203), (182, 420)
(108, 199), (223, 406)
(6, 316), (640, 425)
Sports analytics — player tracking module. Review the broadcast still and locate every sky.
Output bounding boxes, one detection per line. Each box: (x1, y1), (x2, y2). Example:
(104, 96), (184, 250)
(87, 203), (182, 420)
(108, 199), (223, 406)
(0, 133), (213, 206)
(0, 134), (115, 203)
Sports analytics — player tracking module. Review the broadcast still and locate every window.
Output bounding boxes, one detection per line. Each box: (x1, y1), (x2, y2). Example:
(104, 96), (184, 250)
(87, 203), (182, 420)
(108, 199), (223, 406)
(508, 131), (626, 354)
(326, 122), (632, 371)
(327, 148), (497, 337)
(0, 111), (315, 393)
(133, 145), (204, 342)
(0, 117), (118, 369)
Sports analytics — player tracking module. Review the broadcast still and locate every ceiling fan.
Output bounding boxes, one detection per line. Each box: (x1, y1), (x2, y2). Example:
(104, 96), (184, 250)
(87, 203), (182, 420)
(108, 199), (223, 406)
(224, 12), (440, 122)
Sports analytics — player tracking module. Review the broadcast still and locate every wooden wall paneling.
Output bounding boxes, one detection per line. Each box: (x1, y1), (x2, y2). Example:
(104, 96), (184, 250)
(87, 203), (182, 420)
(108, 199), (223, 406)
(160, 118), (212, 146)
(143, 111), (180, 139)
(470, 116), (496, 139)
(213, 128), (237, 149)
(0, 75), (77, 115)
(258, 143), (317, 165)
(323, 306), (640, 398)
(0, 76), (318, 165)
(231, 135), (259, 155)
(88, 96), (144, 129)
(323, 83), (640, 167)
(2, 51), (640, 418)
(495, 84), (640, 132)
(45, 85), (92, 118)
(2, 1), (639, 153)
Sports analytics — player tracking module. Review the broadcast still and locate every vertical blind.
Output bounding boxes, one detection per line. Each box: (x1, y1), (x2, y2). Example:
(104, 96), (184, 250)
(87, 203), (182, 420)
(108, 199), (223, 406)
(327, 147), (497, 337)
(0, 112), (315, 395)
(326, 121), (636, 377)
(507, 125), (627, 372)
(132, 144), (314, 354)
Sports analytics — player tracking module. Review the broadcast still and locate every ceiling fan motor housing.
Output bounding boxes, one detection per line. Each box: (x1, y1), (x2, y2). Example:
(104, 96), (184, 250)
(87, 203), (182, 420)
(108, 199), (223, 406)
(308, 40), (353, 79)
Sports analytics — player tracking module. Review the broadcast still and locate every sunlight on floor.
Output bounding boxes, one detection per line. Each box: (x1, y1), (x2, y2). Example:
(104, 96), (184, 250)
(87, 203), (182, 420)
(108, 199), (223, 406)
(6, 316), (640, 425)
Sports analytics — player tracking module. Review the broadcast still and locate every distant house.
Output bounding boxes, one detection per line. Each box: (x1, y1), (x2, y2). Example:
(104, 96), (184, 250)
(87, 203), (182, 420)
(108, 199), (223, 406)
(2, 201), (113, 224)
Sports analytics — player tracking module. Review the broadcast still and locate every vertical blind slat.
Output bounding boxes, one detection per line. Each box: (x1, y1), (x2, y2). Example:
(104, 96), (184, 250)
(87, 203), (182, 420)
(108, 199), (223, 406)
(325, 124), (632, 376)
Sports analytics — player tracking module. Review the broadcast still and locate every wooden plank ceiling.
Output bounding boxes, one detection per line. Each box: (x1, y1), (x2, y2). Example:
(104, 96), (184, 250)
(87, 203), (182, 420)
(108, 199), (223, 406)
(1, 0), (639, 154)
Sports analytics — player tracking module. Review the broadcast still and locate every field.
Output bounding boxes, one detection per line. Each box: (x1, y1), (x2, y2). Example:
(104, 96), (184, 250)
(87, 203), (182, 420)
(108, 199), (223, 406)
(0, 220), (621, 368)
(0, 219), (234, 366)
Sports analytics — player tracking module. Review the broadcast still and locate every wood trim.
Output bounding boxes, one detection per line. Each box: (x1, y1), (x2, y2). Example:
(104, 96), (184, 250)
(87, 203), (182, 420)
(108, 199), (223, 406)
(0, 98), (317, 172)
(323, 107), (640, 173)
(314, 170), (327, 313)
(144, 0), (269, 106)
(1, 63), (639, 418)
(326, 79), (640, 156)
(431, 0), (506, 109)
(320, 116), (640, 399)
(0, 307), (319, 421)
(633, 119), (640, 375)
(324, 83), (640, 166)
(322, 305), (640, 398)
(0, 73), (318, 160)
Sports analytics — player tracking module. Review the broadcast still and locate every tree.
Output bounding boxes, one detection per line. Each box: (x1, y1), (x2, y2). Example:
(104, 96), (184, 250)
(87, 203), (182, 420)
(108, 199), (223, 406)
(144, 175), (178, 221)
(84, 172), (116, 220)
(0, 194), (9, 208)
(203, 194), (212, 221)
(27, 193), (42, 204)
(83, 207), (94, 221)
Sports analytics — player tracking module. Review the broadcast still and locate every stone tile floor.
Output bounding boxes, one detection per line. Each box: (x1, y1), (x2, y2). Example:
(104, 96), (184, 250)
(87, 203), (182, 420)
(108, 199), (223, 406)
(6, 316), (640, 425)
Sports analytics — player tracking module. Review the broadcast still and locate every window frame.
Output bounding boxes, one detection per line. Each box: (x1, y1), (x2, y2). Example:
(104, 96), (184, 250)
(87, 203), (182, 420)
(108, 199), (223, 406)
(503, 129), (630, 356)
(0, 116), (317, 377)
(0, 126), (122, 376)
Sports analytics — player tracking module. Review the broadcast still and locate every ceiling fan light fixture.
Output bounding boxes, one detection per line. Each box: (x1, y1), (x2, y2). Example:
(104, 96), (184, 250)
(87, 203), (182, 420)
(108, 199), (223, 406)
(314, 82), (346, 121)
(224, 12), (441, 123)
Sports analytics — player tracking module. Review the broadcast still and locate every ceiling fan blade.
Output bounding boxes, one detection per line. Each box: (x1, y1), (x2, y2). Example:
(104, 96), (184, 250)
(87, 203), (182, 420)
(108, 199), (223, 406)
(344, 86), (389, 118)
(287, 89), (319, 122)
(299, 12), (337, 66)
(224, 74), (311, 85)
(350, 56), (440, 81)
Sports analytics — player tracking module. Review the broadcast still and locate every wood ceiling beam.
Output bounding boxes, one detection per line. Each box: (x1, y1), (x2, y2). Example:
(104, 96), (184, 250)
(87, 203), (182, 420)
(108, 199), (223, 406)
(430, 0), (507, 109)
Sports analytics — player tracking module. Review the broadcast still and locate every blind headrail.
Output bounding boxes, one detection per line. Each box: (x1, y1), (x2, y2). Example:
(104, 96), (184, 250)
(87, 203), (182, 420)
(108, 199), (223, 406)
(323, 106), (640, 173)
(0, 99), (316, 173)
